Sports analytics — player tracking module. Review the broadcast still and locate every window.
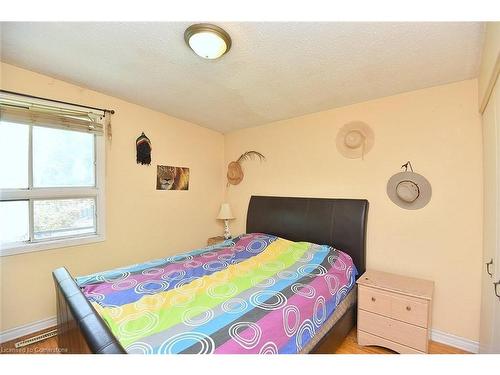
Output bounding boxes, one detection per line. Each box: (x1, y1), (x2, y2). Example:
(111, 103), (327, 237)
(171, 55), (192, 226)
(0, 92), (106, 256)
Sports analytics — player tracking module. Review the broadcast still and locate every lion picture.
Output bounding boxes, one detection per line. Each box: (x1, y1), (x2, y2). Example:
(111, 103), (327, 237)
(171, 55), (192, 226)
(156, 165), (190, 190)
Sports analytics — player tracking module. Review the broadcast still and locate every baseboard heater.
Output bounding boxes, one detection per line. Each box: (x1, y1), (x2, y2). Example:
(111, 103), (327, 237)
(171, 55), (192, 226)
(15, 329), (58, 348)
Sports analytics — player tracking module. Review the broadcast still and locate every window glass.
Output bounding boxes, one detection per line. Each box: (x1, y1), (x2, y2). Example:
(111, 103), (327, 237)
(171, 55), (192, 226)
(33, 126), (95, 187)
(33, 198), (96, 240)
(0, 121), (29, 189)
(0, 200), (29, 244)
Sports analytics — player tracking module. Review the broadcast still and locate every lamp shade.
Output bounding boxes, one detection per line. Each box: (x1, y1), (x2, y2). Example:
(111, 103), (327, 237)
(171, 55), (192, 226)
(217, 203), (234, 220)
(184, 24), (232, 60)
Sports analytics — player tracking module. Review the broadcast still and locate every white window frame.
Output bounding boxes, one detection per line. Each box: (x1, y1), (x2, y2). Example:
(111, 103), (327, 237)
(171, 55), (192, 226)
(0, 98), (106, 257)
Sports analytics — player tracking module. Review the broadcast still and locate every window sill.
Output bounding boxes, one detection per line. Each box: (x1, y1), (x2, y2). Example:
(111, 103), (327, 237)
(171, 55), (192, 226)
(0, 234), (105, 257)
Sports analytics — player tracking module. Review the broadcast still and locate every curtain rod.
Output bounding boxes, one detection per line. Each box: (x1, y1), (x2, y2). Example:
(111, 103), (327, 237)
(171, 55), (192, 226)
(0, 89), (115, 115)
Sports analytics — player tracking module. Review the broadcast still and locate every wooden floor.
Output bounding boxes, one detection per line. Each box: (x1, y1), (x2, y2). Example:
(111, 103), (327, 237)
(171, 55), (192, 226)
(0, 325), (469, 354)
(335, 327), (470, 354)
(0, 327), (61, 354)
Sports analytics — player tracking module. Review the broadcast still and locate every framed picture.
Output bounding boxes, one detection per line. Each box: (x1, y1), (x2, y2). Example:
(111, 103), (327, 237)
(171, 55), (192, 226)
(156, 165), (190, 190)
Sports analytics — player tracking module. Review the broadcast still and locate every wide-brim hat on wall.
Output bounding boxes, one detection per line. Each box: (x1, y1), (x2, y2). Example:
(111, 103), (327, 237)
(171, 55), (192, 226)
(336, 121), (374, 159)
(227, 161), (243, 185)
(387, 171), (432, 210)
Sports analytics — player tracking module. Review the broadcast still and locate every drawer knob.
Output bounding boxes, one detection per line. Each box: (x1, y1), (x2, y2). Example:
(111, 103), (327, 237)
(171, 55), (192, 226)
(406, 306), (411, 311)
(371, 297), (376, 302)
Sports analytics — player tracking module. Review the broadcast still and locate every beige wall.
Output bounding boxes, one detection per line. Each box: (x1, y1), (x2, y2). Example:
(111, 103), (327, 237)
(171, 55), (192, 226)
(224, 79), (483, 341)
(0, 63), (225, 331)
(478, 22), (500, 110)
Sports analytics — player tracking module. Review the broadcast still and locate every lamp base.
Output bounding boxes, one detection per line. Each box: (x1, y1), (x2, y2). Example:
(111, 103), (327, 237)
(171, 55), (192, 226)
(223, 219), (232, 240)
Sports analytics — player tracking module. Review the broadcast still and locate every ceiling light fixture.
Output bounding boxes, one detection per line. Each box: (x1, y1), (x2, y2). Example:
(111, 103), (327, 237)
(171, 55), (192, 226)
(184, 23), (231, 60)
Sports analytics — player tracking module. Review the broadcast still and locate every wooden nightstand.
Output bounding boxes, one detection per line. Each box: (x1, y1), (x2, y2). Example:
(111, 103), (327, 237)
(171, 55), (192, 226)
(356, 270), (434, 354)
(207, 236), (226, 246)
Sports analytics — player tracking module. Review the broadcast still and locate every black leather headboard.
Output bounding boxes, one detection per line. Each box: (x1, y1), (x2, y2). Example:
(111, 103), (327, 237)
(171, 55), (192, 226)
(246, 196), (368, 275)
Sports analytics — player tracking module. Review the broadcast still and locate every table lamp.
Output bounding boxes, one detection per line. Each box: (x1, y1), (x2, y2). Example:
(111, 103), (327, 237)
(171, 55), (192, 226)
(217, 203), (235, 239)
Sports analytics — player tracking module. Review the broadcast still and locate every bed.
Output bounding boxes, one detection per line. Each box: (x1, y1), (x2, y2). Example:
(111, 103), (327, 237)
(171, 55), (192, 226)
(52, 195), (368, 354)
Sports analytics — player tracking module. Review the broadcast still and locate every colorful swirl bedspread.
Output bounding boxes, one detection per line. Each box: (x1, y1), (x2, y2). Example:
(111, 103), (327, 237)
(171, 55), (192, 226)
(76, 233), (357, 354)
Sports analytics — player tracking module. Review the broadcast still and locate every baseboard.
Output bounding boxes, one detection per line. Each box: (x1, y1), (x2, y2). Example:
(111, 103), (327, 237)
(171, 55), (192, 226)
(0, 316), (57, 344)
(431, 329), (479, 353)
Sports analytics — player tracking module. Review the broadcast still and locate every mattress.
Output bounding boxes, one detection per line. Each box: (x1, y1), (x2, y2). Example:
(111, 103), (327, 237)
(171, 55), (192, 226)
(76, 233), (358, 354)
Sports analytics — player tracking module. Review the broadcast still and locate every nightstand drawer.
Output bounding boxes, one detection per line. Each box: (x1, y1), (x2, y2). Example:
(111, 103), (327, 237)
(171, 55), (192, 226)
(358, 310), (428, 352)
(358, 286), (392, 316)
(359, 286), (429, 328)
(391, 295), (429, 328)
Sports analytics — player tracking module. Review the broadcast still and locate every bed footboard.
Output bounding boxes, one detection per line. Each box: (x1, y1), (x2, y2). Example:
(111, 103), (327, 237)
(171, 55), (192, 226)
(52, 267), (126, 354)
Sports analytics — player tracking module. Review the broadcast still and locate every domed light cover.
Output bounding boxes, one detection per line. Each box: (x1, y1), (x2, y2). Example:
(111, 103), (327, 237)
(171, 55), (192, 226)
(184, 24), (231, 59)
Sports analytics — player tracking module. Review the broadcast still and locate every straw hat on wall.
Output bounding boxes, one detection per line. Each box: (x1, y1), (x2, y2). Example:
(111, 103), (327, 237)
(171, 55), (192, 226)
(227, 151), (265, 186)
(387, 163), (432, 210)
(336, 121), (374, 159)
(227, 161), (244, 185)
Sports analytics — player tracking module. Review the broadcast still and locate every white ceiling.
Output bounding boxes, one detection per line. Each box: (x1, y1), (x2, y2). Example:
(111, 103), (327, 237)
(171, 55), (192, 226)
(1, 22), (484, 133)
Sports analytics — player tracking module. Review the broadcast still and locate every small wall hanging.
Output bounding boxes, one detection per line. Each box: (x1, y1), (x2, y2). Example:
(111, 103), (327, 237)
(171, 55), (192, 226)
(156, 165), (190, 190)
(227, 151), (266, 186)
(336, 121), (374, 159)
(136, 132), (152, 165)
(387, 161), (432, 210)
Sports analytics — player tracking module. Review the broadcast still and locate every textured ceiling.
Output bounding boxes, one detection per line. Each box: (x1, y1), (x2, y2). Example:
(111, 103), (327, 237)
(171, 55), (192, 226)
(0, 22), (484, 133)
